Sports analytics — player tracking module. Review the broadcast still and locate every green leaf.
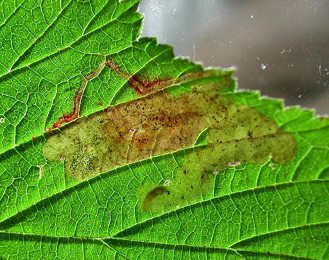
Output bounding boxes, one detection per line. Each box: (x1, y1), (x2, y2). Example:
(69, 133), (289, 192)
(0, 1), (328, 259)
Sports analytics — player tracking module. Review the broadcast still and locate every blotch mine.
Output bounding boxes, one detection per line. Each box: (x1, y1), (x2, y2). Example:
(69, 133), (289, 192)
(43, 79), (296, 212)
(43, 84), (227, 180)
(136, 86), (296, 212)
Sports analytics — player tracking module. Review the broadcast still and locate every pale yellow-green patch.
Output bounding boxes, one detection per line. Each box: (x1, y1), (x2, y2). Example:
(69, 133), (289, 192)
(43, 84), (223, 180)
(43, 82), (295, 212)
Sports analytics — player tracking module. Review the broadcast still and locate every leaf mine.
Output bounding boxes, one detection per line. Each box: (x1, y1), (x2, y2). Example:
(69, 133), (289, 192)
(43, 73), (296, 212)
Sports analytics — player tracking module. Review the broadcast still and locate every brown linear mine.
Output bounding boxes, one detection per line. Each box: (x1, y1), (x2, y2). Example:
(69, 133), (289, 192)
(51, 59), (217, 130)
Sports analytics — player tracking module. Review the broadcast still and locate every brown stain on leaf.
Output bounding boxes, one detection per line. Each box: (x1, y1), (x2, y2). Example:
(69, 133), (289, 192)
(101, 92), (207, 162)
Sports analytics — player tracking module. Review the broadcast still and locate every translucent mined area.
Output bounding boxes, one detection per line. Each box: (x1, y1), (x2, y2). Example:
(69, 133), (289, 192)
(43, 83), (295, 212)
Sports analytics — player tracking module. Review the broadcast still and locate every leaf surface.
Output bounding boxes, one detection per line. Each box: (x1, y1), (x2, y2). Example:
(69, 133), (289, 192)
(0, 1), (328, 259)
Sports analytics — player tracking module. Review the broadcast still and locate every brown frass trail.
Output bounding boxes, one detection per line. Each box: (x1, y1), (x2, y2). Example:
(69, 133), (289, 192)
(43, 75), (296, 213)
(51, 58), (210, 129)
(52, 60), (107, 129)
(105, 59), (172, 96)
(105, 59), (211, 96)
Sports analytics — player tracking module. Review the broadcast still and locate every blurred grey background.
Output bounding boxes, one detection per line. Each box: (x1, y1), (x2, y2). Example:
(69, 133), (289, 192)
(139, 0), (329, 115)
